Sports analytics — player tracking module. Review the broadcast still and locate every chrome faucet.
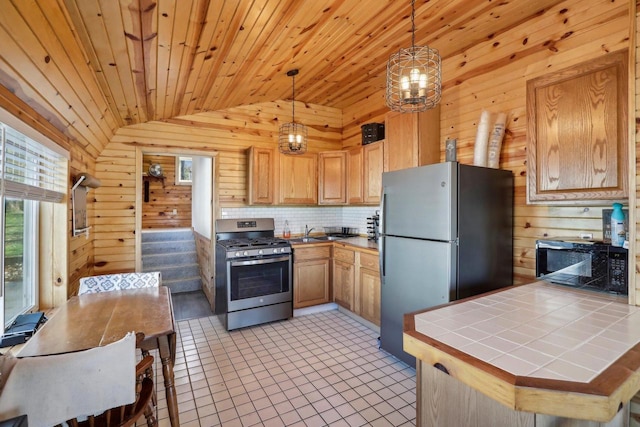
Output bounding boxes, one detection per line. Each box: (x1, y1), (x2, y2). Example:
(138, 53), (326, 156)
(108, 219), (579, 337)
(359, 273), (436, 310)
(304, 225), (315, 237)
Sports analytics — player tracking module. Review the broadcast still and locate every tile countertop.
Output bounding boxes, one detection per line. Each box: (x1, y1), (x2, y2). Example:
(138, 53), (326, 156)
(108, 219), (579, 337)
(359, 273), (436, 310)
(403, 281), (640, 422)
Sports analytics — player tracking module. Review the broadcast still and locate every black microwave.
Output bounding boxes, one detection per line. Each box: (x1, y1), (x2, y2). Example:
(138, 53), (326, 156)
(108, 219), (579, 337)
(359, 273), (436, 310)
(535, 239), (628, 294)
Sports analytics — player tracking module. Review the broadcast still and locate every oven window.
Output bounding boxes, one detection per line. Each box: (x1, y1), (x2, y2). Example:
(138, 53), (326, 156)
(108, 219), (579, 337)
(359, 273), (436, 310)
(230, 260), (290, 301)
(547, 250), (592, 277)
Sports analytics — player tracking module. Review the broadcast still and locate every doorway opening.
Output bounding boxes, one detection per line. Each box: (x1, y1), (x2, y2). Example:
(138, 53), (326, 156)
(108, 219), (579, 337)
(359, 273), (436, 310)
(137, 149), (217, 321)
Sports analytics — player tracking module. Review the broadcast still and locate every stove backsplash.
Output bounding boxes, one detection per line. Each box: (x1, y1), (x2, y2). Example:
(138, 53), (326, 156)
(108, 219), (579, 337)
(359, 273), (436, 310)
(220, 206), (377, 238)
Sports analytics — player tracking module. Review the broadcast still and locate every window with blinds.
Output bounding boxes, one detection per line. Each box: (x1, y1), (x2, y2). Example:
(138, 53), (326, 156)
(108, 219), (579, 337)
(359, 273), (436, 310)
(0, 124), (66, 203)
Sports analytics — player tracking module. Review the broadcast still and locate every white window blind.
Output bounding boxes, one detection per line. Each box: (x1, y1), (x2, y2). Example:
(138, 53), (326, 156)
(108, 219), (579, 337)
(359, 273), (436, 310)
(0, 124), (66, 203)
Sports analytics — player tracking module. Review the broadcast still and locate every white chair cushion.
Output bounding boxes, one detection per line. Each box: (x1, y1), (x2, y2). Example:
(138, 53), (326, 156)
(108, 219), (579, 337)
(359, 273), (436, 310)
(79, 272), (161, 295)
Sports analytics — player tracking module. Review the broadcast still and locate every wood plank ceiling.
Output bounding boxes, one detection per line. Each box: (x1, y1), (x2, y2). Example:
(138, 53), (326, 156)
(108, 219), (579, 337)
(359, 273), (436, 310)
(0, 0), (566, 156)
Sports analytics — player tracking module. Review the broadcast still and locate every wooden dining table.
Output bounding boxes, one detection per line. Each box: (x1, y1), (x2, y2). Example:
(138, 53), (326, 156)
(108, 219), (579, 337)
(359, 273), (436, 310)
(17, 286), (180, 427)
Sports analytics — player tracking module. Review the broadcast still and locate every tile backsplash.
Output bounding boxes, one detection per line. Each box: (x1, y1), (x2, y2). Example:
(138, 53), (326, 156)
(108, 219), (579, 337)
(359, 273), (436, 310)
(220, 206), (378, 237)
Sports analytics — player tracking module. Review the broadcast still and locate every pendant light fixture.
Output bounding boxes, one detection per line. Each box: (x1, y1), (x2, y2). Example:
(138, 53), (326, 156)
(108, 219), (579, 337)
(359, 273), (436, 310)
(385, 0), (441, 113)
(279, 69), (308, 155)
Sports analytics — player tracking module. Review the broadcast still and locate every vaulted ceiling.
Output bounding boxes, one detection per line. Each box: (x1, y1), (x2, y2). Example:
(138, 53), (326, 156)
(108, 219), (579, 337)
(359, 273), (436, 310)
(0, 0), (565, 155)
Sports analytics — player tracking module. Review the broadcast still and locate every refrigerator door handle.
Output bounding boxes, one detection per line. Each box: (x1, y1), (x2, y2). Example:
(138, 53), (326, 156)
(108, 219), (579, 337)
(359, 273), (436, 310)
(379, 235), (385, 278)
(380, 192), (386, 277)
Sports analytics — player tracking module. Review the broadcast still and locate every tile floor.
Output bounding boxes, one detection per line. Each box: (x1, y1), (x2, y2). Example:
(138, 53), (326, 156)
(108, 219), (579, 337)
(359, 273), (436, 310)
(151, 310), (416, 426)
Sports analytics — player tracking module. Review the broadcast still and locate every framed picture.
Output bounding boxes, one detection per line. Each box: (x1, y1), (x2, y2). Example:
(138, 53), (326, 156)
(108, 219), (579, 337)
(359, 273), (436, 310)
(175, 156), (192, 185)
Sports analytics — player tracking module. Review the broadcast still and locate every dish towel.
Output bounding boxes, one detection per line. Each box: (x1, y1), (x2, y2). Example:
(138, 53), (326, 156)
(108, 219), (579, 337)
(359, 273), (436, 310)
(0, 332), (136, 427)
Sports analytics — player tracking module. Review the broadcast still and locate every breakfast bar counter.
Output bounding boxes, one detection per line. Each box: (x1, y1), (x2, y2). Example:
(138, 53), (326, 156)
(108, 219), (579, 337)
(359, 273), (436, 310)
(404, 281), (640, 426)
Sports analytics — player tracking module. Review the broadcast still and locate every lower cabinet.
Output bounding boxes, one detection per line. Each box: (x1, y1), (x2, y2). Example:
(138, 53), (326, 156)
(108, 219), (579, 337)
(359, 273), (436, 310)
(293, 245), (331, 308)
(358, 252), (381, 325)
(332, 245), (381, 326)
(333, 247), (355, 310)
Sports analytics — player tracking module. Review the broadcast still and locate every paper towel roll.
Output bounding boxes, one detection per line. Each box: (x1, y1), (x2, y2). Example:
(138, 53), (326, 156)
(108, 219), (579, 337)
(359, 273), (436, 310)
(487, 112), (507, 169)
(473, 110), (491, 167)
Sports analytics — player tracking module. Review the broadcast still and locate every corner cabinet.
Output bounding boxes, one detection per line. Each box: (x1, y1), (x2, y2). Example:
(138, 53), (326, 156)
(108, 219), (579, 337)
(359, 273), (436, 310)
(526, 50), (628, 204)
(247, 147), (276, 205)
(293, 244), (331, 308)
(318, 151), (347, 205)
(384, 105), (440, 172)
(279, 153), (318, 205)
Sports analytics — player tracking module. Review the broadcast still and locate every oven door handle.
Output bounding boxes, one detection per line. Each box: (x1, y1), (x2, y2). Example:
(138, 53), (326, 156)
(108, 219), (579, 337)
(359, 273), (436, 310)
(231, 256), (290, 267)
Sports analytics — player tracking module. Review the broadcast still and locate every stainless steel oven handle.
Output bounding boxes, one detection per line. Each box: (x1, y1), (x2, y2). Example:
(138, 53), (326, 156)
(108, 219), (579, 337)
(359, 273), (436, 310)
(231, 255), (290, 267)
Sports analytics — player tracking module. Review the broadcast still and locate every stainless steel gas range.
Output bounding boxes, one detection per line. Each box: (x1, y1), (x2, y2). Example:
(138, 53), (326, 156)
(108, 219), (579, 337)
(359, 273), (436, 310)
(214, 218), (292, 330)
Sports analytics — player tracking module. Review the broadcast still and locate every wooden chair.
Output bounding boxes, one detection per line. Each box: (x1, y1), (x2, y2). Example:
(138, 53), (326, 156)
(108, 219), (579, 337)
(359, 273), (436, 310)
(59, 332), (157, 427)
(78, 272), (162, 407)
(78, 272), (162, 295)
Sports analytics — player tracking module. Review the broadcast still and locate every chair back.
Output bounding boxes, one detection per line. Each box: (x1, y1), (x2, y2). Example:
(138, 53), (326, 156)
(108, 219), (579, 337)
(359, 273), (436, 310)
(0, 333), (139, 427)
(79, 272), (161, 295)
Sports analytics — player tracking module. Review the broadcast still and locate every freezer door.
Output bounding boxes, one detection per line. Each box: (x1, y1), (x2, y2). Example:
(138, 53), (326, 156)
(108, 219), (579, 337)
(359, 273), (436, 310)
(381, 162), (456, 241)
(380, 236), (456, 367)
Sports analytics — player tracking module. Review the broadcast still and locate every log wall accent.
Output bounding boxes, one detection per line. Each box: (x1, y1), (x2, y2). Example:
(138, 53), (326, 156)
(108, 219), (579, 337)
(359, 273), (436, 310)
(93, 101), (342, 273)
(343, 0), (631, 286)
(142, 154), (192, 229)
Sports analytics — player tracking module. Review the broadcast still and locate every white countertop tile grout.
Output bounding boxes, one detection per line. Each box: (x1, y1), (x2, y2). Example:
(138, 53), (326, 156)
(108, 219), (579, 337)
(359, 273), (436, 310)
(413, 281), (638, 383)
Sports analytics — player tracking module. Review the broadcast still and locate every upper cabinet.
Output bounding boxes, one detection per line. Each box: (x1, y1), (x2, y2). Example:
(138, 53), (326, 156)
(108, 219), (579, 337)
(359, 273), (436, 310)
(384, 105), (440, 172)
(347, 147), (364, 204)
(362, 142), (384, 205)
(247, 147), (276, 205)
(526, 50), (628, 204)
(279, 153), (318, 205)
(318, 151), (347, 205)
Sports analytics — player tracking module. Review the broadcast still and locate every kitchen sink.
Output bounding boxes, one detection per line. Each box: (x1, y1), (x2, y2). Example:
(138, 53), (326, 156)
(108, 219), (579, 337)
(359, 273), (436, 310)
(313, 235), (343, 241)
(289, 235), (344, 243)
(289, 237), (317, 243)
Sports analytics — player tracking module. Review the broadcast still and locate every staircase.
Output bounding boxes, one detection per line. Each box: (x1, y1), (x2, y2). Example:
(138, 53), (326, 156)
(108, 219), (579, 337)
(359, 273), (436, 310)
(141, 229), (202, 294)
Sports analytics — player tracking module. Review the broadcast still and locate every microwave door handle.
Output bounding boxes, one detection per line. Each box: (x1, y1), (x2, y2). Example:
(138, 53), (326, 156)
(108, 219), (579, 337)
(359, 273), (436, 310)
(537, 243), (569, 250)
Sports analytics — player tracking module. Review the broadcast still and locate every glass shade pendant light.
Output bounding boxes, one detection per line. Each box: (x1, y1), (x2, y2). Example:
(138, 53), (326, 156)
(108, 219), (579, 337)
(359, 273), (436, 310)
(279, 69), (308, 155)
(385, 0), (441, 113)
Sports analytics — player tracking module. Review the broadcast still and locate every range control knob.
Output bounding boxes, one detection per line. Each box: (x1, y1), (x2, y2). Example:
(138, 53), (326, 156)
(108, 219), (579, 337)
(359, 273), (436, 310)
(243, 251), (249, 257)
(273, 248), (279, 254)
(258, 249), (263, 255)
(234, 252), (241, 257)
(281, 248), (286, 253)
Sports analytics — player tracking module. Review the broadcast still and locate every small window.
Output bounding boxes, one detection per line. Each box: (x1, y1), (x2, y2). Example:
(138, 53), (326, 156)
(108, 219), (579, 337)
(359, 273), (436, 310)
(175, 156), (192, 185)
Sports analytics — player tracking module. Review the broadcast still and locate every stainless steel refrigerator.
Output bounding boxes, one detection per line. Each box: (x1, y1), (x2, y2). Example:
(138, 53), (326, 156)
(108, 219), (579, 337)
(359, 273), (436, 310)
(379, 162), (513, 367)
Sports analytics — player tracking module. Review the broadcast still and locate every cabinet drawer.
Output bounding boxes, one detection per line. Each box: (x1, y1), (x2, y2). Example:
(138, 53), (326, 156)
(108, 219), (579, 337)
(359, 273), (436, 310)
(360, 252), (379, 271)
(334, 247), (355, 263)
(294, 246), (331, 261)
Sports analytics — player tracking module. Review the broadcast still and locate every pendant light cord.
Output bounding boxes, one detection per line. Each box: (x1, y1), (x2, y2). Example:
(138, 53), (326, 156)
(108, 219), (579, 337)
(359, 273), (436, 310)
(291, 73), (296, 124)
(411, 0), (416, 49)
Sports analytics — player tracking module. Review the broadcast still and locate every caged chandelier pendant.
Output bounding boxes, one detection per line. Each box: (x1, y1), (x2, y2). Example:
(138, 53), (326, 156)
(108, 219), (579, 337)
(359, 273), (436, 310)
(279, 69), (308, 155)
(385, 0), (441, 113)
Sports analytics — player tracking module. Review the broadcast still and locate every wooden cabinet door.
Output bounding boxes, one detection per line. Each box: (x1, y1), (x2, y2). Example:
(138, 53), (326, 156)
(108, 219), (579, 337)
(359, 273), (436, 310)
(333, 260), (354, 310)
(318, 151), (347, 205)
(526, 50), (628, 203)
(279, 153), (318, 204)
(294, 259), (330, 308)
(363, 141), (384, 204)
(347, 147), (363, 204)
(385, 106), (440, 172)
(359, 268), (380, 325)
(247, 146), (275, 204)
(358, 252), (380, 325)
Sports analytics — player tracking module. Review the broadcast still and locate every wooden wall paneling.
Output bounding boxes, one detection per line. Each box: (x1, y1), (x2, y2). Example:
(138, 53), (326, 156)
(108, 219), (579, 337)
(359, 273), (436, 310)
(194, 231), (214, 310)
(634, 2), (640, 306)
(0, 3), (108, 155)
(15, 1), (119, 139)
(142, 154), (192, 229)
(93, 143), (137, 274)
(0, 38), (101, 158)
